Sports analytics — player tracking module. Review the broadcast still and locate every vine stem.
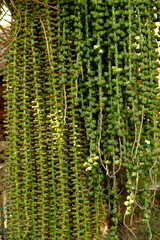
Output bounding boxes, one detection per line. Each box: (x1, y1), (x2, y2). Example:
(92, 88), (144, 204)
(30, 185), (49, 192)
(31, 0), (62, 11)
(1, 0), (22, 53)
(123, 214), (137, 240)
(40, 19), (52, 68)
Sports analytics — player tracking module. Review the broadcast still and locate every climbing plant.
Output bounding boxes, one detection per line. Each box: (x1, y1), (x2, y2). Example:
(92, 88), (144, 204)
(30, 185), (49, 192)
(3, 0), (160, 239)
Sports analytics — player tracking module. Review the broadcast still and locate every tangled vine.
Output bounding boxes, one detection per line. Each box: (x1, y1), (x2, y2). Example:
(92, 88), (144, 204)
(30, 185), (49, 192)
(4, 0), (160, 239)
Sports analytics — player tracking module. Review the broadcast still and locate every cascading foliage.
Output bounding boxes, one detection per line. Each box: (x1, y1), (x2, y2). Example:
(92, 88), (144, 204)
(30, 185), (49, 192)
(4, 0), (159, 239)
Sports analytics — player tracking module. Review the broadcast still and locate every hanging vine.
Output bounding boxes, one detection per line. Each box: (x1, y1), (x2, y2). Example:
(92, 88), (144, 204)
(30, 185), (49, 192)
(4, 0), (159, 240)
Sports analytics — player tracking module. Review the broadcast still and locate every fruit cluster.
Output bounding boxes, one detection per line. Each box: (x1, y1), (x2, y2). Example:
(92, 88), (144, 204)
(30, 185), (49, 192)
(4, 0), (159, 239)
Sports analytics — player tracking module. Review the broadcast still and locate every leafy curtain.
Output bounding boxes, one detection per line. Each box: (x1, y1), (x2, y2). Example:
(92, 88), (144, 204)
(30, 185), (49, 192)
(4, 0), (160, 239)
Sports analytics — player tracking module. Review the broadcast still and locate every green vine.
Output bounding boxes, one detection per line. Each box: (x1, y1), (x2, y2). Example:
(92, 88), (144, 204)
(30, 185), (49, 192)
(4, 0), (160, 240)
